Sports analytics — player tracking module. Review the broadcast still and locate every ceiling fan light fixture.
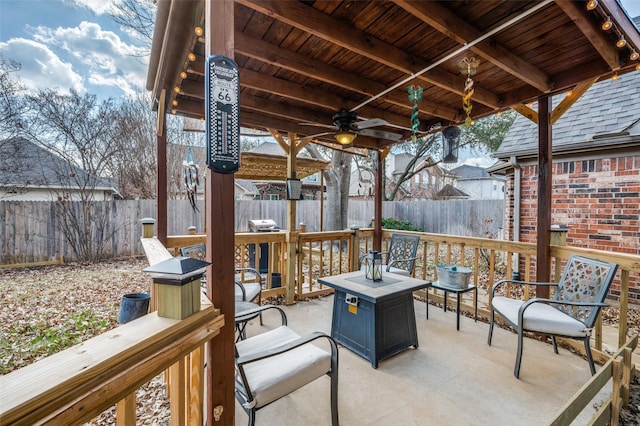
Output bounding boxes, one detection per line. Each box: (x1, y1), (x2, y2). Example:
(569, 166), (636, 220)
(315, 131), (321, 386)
(335, 131), (355, 145)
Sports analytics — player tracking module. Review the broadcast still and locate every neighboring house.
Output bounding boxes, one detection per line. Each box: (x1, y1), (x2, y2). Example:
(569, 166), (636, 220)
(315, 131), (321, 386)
(235, 179), (259, 200)
(0, 137), (121, 201)
(449, 164), (505, 200)
(434, 184), (469, 200)
(492, 70), (640, 302)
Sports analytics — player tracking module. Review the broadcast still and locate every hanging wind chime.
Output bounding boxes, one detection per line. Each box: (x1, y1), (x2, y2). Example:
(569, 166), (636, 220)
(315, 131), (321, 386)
(183, 146), (200, 213)
(407, 85), (424, 142)
(458, 57), (480, 127)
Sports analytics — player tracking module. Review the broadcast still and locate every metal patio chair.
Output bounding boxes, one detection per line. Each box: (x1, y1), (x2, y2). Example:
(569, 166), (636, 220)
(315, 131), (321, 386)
(360, 233), (420, 276)
(235, 305), (339, 426)
(487, 254), (618, 378)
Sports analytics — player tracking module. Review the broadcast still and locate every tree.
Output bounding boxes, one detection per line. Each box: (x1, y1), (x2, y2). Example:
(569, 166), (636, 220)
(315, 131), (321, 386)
(0, 57), (28, 140)
(110, 94), (158, 199)
(22, 89), (125, 262)
(461, 110), (517, 152)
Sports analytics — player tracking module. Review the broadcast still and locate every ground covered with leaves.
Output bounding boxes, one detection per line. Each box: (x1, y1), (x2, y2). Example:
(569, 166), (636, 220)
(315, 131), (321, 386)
(1, 258), (639, 424)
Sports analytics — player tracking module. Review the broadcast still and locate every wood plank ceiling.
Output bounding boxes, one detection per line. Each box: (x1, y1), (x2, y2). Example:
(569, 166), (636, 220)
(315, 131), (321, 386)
(147, 0), (640, 151)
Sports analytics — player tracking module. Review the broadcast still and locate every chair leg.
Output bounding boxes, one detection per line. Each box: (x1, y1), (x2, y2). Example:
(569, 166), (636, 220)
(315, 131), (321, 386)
(514, 328), (524, 378)
(551, 336), (559, 354)
(584, 338), (596, 375)
(330, 344), (339, 425)
(487, 309), (494, 345)
(248, 409), (256, 426)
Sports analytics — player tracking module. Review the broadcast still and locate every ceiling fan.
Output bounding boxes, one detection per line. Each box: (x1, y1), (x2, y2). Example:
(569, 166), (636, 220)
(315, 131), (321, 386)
(300, 109), (403, 146)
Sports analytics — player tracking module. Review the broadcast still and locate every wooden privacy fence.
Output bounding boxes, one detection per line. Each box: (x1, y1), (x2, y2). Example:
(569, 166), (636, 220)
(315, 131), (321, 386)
(0, 199), (503, 264)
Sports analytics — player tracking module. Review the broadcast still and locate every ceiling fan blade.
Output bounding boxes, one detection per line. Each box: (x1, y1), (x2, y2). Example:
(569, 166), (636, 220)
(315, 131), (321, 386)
(355, 117), (388, 129)
(294, 132), (334, 142)
(299, 122), (338, 130)
(359, 128), (403, 141)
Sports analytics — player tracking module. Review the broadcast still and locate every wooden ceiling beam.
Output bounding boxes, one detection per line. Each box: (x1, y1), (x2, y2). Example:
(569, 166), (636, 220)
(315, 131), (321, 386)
(555, 0), (620, 71)
(550, 77), (598, 124)
(236, 0), (501, 109)
(394, 0), (551, 92)
(239, 70), (423, 129)
(235, 32), (460, 121)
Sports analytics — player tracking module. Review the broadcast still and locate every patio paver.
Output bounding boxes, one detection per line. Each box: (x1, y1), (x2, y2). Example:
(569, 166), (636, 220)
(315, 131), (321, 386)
(235, 296), (607, 425)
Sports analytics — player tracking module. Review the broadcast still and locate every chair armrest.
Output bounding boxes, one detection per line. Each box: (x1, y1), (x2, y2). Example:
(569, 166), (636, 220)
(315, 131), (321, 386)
(235, 267), (263, 282)
(387, 256), (418, 268)
(491, 279), (558, 297)
(518, 297), (609, 323)
(236, 331), (337, 366)
(235, 305), (287, 325)
(235, 281), (247, 299)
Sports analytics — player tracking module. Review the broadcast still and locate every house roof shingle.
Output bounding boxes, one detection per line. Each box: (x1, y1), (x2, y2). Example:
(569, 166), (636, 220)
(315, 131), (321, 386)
(495, 71), (640, 160)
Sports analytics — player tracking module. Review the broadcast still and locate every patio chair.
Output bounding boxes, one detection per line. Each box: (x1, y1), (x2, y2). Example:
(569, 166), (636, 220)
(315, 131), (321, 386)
(360, 233), (420, 276)
(235, 305), (339, 426)
(487, 254), (618, 378)
(179, 244), (263, 302)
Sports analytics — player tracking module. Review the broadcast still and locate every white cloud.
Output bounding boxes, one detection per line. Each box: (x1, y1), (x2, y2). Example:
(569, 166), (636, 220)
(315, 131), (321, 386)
(65, 0), (118, 16)
(30, 21), (147, 97)
(0, 38), (84, 94)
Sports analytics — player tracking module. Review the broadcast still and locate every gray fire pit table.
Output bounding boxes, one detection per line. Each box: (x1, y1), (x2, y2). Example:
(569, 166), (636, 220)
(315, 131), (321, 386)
(318, 271), (431, 368)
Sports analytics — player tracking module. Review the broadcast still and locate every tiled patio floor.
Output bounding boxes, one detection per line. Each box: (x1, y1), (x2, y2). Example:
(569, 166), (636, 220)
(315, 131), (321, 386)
(235, 295), (607, 425)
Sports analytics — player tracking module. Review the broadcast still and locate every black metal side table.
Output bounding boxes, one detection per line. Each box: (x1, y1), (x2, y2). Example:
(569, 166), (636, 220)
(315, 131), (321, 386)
(426, 281), (477, 330)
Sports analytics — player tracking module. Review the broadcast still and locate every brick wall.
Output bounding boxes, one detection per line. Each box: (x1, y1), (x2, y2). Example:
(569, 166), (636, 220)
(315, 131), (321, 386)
(505, 154), (640, 303)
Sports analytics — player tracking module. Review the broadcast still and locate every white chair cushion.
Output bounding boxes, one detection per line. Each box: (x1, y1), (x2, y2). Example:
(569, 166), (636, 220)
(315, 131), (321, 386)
(387, 266), (410, 276)
(236, 326), (332, 409)
(235, 283), (261, 302)
(492, 296), (589, 337)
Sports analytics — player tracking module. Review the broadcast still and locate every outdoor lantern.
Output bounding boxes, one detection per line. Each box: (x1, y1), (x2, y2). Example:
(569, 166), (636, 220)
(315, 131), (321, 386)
(143, 256), (211, 319)
(286, 178), (302, 200)
(364, 250), (383, 282)
(442, 125), (461, 163)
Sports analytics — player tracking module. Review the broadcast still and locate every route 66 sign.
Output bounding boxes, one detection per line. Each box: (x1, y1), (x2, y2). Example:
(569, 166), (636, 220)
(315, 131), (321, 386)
(205, 55), (240, 173)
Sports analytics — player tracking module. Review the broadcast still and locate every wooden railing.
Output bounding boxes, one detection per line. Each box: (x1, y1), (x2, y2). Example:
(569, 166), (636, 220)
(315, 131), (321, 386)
(549, 335), (637, 426)
(0, 238), (224, 425)
(168, 227), (640, 365)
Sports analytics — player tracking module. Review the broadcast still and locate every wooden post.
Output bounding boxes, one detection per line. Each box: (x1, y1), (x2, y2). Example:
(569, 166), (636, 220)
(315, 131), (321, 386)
(205, 0), (235, 424)
(550, 225), (567, 283)
(286, 133), (297, 304)
(374, 149), (383, 251)
(115, 393), (136, 426)
(157, 89), (168, 245)
(536, 95), (552, 297)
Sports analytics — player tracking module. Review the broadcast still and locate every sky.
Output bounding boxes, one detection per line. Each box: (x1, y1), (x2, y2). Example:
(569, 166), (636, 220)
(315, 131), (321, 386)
(1, 0), (639, 166)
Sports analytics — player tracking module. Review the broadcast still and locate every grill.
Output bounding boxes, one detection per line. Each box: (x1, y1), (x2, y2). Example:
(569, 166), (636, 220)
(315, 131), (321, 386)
(248, 219), (279, 232)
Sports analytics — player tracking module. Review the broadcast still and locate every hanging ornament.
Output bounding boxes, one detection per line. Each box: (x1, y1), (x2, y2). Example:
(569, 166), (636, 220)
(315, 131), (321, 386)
(457, 57), (480, 127)
(407, 85), (424, 142)
(183, 146), (200, 213)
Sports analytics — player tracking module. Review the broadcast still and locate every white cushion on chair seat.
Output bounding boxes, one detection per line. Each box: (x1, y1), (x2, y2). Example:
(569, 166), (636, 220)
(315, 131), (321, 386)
(235, 283), (261, 302)
(236, 326), (332, 409)
(387, 266), (410, 276)
(492, 296), (590, 337)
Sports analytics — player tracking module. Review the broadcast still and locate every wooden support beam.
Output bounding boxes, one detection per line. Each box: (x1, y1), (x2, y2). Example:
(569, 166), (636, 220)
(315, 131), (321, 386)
(555, 1), (620, 71)
(536, 95), (552, 297)
(511, 103), (538, 124)
(550, 78), (598, 124)
(395, 0), (551, 92)
(157, 89), (168, 245)
(204, 0), (235, 424)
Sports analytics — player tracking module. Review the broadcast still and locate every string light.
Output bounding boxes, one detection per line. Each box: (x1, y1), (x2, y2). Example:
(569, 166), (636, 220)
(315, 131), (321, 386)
(586, 0), (598, 11)
(631, 50), (639, 61)
(636, 63), (640, 71)
(194, 26), (203, 36)
(171, 99), (179, 106)
(180, 71), (188, 79)
(188, 52), (196, 62)
(602, 16), (612, 31)
(173, 86), (181, 93)
(611, 73), (619, 80)
(616, 36), (627, 48)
